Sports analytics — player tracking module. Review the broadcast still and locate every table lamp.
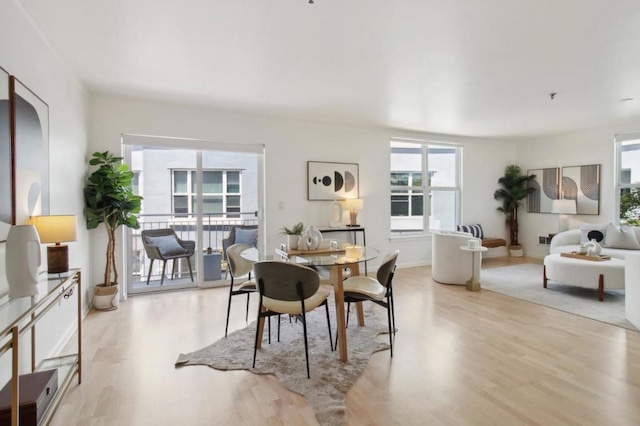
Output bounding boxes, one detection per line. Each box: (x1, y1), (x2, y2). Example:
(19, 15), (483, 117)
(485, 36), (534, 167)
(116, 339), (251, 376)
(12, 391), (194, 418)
(551, 199), (576, 233)
(32, 215), (77, 273)
(344, 198), (363, 227)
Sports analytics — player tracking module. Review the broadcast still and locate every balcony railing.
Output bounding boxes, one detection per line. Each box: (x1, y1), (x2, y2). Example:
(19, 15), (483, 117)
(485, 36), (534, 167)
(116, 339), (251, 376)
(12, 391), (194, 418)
(130, 211), (258, 287)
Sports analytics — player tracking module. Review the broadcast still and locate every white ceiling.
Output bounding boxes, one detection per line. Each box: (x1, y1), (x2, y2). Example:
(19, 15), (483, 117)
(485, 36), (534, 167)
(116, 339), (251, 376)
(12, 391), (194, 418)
(20, 0), (640, 140)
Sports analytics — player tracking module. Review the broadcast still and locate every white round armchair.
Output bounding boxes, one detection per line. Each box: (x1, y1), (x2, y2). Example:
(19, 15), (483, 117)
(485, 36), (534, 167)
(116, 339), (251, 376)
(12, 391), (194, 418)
(432, 230), (481, 285)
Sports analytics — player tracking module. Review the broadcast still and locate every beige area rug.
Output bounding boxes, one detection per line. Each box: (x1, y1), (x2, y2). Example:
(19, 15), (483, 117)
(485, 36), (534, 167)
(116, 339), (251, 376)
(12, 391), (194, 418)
(481, 263), (637, 331)
(175, 300), (390, 426)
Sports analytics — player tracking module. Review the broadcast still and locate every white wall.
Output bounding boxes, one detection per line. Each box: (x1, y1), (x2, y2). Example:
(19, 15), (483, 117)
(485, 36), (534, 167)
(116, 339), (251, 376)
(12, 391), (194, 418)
(89, 94), (515, 282)
(0, 0), (89, 380)
(516, 122), (640, 258)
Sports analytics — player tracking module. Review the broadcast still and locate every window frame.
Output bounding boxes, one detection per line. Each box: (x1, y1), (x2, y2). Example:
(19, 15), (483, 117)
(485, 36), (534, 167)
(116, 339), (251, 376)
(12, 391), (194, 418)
(171, 169), (243, 218)
(615, 135), (640, 225)
(390, 139), (462, 237)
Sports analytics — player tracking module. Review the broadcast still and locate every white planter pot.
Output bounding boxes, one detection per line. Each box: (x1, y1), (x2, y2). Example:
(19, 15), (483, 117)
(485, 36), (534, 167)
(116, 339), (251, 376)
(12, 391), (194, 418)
(509, 245), (524, 257)
(92, 284), (119, 311)
(287, 234), (299, 250)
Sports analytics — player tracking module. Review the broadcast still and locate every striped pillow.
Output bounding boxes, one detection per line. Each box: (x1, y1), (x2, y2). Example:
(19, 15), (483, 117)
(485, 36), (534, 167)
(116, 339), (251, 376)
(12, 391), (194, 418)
(456, 224), (484, 239)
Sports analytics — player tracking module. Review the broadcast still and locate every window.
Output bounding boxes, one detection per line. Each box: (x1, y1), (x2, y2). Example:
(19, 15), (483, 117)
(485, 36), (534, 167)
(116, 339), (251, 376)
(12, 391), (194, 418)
(390, 140), (461, 235)
(172, 170), (242, 218)
(616, 137), (640, 226)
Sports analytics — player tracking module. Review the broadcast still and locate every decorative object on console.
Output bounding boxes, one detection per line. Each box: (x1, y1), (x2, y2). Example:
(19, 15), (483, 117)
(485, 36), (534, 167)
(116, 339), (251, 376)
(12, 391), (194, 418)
(5, 224), (41, 298)
(279, 222), (304, 250)
(328, 199), (343, 228)
(561, 164), (600, 215)
(551, 199), (576, 233)
(344, 198), (363, 227)
(493, 164), (536, 257)
(84, 151), (142, 311)
(9, 76), (50, 225)
(527, 167), (560, 213)
(0, 66), (11, 224)
(307, 161), (359, 201)
(31, 215), (77, 274)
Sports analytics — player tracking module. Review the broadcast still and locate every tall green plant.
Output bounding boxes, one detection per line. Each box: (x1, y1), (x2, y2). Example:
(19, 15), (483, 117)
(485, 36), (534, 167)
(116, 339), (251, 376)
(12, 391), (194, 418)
(493, 164), (536, 246)
(84, 151), (143, 286)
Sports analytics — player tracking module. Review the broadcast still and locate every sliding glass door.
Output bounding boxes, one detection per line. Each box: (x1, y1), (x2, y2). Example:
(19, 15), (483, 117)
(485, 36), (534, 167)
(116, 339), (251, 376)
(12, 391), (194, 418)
(122, 136), (263, 295)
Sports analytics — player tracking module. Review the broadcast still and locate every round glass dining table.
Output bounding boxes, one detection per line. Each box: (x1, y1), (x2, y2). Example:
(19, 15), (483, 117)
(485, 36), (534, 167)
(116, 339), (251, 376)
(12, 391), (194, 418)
(242, 245), (379, 362)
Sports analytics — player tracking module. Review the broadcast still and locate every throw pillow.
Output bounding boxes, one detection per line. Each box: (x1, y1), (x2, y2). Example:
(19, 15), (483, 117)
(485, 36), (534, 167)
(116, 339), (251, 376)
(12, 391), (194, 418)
(579, 222), (610, 244)
(147, 235), (187, 256)
(235, 228), (258, 247)
(456, 224), (484, 239)
(604, 224), (640, 249)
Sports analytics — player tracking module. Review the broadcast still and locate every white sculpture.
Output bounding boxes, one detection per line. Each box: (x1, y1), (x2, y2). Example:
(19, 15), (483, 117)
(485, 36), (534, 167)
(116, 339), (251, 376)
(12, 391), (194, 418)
(583, 238), (602, 256)
(6, 225), (41, 298)
(299, 225), (323, 251)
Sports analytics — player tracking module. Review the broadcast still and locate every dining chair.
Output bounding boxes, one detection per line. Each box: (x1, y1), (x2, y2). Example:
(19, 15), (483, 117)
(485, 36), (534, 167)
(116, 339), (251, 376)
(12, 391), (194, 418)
(141, 229), (195, 285)
(224, 243), (258, 337)
(252, 261), (334, 379)
(339, 250), (399, 356)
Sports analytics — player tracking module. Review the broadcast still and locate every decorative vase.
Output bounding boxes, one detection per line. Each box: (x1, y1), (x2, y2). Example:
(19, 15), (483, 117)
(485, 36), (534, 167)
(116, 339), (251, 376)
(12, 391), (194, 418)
(329, 200), (343, 228)
(287, 234), (299, 250)
(299, 226), (323, 251)
(6, 225), (41, 298)
(584, 239), (602, 256)
(308, 225), (323, 248)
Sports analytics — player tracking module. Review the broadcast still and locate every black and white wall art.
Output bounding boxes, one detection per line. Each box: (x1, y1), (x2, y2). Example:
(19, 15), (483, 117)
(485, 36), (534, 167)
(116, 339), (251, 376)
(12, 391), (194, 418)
(10, 76), (49, 224)
(561, 164), (600, 215)
(527, 167), (560, 213)
(307, 161), (359, 201)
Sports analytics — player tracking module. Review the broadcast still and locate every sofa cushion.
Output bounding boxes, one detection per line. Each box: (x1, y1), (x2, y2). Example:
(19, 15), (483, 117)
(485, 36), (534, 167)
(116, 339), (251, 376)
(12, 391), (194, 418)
(579, 222), (610, 244)
(235, 227), (258, 247)
(456, 224), (484, 239)
(605, 224), (640, 249)
(147, 235), (187, 256)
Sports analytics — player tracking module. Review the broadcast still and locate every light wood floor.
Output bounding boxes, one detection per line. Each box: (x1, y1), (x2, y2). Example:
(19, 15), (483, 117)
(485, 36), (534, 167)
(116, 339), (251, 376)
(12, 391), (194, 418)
(51, 257), (640, 425)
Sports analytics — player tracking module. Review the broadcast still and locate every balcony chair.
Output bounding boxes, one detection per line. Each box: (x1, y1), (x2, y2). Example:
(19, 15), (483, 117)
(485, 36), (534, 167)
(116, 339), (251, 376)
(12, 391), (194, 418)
(252, 261), (334, 379)
(222, 225), (258, 278)
(141, 229), (195, 285)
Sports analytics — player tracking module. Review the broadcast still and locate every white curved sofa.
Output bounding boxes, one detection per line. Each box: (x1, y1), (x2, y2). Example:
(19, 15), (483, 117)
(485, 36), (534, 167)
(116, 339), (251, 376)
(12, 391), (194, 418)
(550, 227), (640, 260)
(432, 231), (481, 285)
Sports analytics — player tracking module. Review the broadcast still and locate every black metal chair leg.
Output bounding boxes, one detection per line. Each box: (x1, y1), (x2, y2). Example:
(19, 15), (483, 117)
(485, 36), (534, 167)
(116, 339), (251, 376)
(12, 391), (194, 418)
(277, 315), (281, 342)
(324, 301), (334, 351)
(171, 259), (177, 279)
(268, 314), (271, 344)
(389, 289), (396, 335)
(386, 295), (394, 357)
(253, 314), (261, 368)
(186, 257), (194, 282)
(301, 312), (311, 379)
(146, 259), (154, 285)
(245, 293), (250, 323)
(346, 302), (351, 328)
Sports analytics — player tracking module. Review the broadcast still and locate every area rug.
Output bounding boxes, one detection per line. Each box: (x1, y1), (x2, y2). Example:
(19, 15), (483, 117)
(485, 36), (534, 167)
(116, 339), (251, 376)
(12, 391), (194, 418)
(175, 302), (390, 426)
(481, 263), (637, 331)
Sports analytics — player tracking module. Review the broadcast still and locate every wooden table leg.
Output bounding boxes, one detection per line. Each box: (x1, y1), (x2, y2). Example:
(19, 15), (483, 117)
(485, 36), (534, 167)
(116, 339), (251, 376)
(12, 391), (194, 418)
(331, 266), (348, 362)
(349, 263), (366, 326)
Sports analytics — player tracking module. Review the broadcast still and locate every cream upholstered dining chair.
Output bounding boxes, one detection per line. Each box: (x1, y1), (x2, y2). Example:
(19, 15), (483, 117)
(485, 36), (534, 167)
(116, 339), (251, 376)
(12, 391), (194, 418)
(431, 230), (479, 285)
(252, 261), (334, 379)
(340, 250), (399, 356)
(224, 243), (258, 337)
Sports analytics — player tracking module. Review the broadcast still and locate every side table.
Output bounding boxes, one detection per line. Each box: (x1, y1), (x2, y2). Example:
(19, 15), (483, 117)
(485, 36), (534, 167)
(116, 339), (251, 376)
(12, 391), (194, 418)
(459, 246), (488, 291)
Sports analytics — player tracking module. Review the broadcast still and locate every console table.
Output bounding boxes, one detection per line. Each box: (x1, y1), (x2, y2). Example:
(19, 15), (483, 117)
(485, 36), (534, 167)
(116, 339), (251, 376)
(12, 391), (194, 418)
(0, 269), (81, 425)
(317, 227), (368, 275)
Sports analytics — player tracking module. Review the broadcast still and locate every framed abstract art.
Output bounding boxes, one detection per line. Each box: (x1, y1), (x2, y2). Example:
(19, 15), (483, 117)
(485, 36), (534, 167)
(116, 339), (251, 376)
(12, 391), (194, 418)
(9, 76), (50, 224)
(307, 161), (359, 201)
(561, 164), (600, 215)
(527, 167), (560, 213)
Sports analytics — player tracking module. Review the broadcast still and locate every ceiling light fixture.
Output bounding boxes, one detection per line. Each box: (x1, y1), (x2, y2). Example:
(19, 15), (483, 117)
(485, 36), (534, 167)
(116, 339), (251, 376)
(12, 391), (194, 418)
(549, 92), (557, 100)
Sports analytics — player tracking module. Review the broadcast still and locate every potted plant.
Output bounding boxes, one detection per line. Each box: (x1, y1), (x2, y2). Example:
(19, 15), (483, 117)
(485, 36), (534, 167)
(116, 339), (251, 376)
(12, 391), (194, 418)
(280, 222), (304, 249)
(84, 151), (143, 310)
(493, 164), (536, 257)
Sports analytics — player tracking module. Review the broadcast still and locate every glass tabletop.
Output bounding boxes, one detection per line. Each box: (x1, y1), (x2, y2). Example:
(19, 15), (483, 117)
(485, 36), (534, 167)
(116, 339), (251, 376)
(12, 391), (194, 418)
(241, 246), (379, 266)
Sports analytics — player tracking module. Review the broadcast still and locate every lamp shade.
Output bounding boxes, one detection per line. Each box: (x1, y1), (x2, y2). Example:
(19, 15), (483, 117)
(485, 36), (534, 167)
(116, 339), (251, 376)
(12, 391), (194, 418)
(32, 215), (77, 244)
(551, 199), (577, 215)
(344, 198), (363, 211)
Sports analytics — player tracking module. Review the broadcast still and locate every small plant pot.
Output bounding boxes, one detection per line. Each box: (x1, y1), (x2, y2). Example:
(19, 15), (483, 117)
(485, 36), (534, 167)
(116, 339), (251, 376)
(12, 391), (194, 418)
(92, 284), (119, 311)
(509, 244), (524, 257)
(287, 234), (300, 250)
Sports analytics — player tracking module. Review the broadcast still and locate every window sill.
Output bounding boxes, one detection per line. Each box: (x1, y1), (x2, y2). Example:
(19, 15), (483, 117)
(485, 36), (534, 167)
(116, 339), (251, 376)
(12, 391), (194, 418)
(389, 232), (433, 242)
